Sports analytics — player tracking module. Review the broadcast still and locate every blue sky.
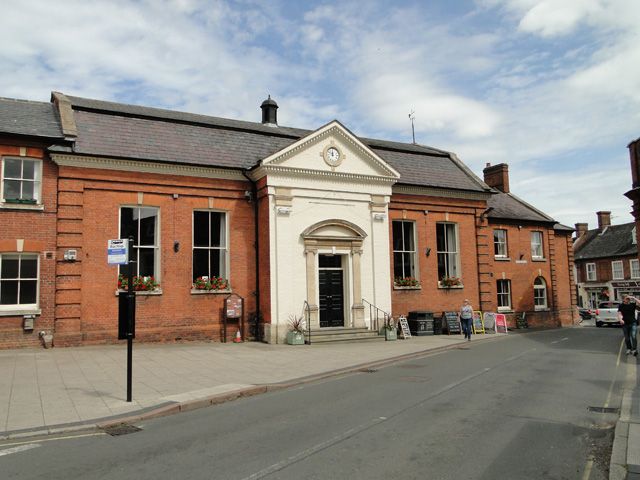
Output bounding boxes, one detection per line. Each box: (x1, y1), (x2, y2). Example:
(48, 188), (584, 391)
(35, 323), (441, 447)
(1, 0), (639, 228)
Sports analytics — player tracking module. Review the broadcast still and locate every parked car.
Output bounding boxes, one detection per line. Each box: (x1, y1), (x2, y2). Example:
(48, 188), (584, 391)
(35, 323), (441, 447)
(578, 307), (595, 320)
(595, 301), (621, 327)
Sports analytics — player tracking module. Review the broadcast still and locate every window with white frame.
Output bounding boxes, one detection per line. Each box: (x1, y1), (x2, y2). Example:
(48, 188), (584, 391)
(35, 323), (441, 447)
(631, 259), (640, 279)
(193, 210), (228, 282)
(534, 277), (547, 310)
(497, 279), (511, 310)
(436, 222), (460, 283)
(392, 220), (417, 283)
(530, 231), (544, 259)
(119, 206), (159, 278)
(612, 260), (624, 280)
(494, 229), (508, 258)
(0, 253), (38, 310)
(586, 263), (596, 281)
(1, 157), (42, 204)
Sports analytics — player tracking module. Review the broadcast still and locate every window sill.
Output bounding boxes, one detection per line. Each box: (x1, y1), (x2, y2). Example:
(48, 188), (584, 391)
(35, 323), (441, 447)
(494, 257), (510, 261)
(534, 307), (549, 311)
(393, 285), (421, 290)
(115, 289), (163, 296)
(0, 308), (41, 317)
(0, 202), (44, 211)
(191, 289), (232, 295)
(438, 284), (464, 289)
(497, 308), (512, 313)
(532, 258), (546, 262)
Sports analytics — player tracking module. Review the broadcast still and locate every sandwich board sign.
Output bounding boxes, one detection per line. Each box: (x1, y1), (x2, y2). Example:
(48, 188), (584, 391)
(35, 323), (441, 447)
(398, 316), (411, 339)
(108, 239), (128, 265)
(495, 313), (508, 333)
(472, 311), (485, 334)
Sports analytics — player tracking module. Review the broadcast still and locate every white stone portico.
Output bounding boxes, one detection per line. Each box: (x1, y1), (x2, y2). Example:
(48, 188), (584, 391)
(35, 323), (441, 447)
(251, 121), (400, 343)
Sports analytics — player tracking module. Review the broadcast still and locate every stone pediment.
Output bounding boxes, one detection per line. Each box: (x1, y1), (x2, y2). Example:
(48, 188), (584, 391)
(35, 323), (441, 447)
(302, 219), (367, 241)
(259, 121), (400, 181)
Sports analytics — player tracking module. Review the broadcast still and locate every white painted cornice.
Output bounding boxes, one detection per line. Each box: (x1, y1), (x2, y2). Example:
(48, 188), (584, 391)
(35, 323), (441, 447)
(50, 154), (246, 181)
(251, 164), (397, 186)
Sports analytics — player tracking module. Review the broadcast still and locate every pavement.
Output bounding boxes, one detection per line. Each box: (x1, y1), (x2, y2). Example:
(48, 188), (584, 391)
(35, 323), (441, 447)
(0, 325), (638, 480)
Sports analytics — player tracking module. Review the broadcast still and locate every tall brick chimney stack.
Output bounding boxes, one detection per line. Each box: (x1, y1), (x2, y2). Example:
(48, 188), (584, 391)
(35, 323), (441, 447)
(483, 163), (510, 193)
(596, 211), (611, 231)
(575, 223), (588, 239)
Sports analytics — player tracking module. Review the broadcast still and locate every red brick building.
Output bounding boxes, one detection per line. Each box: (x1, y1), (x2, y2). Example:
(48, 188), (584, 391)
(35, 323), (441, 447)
(0, 92), (578, 348)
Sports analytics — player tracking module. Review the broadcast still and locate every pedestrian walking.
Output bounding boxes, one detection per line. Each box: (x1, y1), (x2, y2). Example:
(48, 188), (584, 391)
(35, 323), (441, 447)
(618, 295), (640, 355)
(460, 299), (473, 341)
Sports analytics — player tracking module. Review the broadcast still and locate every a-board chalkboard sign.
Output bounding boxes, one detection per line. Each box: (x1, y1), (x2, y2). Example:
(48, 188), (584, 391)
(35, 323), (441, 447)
(443, 311), (461, 335)
(398, 316), (411, 339)
(483, 312), (496, 333)
(495, 313), (508, 333)
(472, 311), (484, 334)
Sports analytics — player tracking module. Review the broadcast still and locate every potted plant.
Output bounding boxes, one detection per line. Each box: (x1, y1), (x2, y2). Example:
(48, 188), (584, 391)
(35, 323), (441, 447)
(286, 315), (306, 345)
(383, 316), (398, 341)
(440, 276), (462, 288)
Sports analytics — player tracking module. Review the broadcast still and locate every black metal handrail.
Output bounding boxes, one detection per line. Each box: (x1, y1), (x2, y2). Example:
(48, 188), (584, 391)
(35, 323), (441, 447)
(362, 298), (391, 334)
(302, 301), (311, 345)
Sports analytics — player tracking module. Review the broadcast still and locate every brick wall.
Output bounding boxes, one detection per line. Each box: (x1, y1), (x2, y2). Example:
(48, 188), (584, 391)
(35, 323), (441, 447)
(54, 165), (256, 346)
(0, 145), (57, 348)
(388, 193), (485, 318)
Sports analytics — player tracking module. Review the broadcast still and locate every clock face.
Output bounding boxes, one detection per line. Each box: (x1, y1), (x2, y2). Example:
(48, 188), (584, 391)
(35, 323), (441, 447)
(325, 146), (341, 165)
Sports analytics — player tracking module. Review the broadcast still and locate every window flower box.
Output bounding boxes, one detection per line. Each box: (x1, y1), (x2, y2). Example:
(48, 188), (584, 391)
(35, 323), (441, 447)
(118, 274), (160, 292)
(439, 276), (462, 288)
(394, 276), (421, 288)
(192, 276), (229, 292)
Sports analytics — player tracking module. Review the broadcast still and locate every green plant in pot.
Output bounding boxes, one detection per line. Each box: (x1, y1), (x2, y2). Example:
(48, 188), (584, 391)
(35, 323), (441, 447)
(383, 316), (398, 341)
(286, 315), (306, 345)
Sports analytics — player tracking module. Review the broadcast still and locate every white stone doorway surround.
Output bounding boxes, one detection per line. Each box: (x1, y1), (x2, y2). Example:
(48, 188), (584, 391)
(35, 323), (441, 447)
(301, 219), (367, 330)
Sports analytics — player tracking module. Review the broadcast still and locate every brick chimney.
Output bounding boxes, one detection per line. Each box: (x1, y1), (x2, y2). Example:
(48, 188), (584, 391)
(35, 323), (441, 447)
(575, 223), (588, 239)
(483, 163), (510, 193)
(596, 211), (611, 231)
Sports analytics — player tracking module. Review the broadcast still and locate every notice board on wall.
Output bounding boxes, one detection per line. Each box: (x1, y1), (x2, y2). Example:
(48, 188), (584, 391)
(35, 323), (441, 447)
(443, 311), (461, 334)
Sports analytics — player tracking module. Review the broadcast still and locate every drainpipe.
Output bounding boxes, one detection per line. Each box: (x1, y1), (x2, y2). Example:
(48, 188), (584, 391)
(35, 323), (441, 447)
(242, 169), (262, 342)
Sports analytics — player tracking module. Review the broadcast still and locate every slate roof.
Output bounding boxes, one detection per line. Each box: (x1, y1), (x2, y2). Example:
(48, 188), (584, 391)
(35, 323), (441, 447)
(487, 192), (556, 224)
(64, 95), (491, 193)
(0, 97), (63, 139)
(574, 222), (637, 260)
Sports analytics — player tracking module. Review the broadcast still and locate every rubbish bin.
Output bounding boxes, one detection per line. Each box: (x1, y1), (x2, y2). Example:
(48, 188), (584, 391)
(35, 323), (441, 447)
(433, 315), (443, 335)
(408, 311), (434, 336)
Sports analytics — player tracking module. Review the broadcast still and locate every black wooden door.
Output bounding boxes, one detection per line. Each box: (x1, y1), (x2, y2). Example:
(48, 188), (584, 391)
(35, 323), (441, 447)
(319, 261), (344, 328)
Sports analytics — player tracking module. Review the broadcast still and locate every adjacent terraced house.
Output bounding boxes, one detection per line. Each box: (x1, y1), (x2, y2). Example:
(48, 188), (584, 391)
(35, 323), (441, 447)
(0, 92), (578, 348)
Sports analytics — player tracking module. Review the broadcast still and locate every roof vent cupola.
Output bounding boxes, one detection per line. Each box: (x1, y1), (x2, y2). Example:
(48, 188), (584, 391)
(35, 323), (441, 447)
(260, 95), (278, 126)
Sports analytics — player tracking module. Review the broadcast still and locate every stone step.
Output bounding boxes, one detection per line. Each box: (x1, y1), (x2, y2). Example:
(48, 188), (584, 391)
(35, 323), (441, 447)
(304, 327), (385, 344)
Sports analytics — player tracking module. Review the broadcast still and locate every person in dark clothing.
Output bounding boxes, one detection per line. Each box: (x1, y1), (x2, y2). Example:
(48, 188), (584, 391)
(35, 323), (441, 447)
(618, 295), (640, 355)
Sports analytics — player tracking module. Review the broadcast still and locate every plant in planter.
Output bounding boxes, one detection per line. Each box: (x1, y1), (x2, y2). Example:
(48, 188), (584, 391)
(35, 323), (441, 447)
(286, 315), (306, 345)
(192, 276), (229, 291)
(118, 274), (159, 292)
(394, 276), (421, 287)
(383, 316), (398, 340)
(440, 276), (462, 288)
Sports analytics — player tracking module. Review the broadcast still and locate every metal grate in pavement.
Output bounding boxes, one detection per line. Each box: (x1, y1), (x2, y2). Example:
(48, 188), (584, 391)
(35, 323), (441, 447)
(102, 423), (143, 436)
(587, 406), (620, 414)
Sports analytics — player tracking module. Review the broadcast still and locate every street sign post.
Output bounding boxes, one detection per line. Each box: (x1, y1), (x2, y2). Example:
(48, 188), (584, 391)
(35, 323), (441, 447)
(111, 237), (136, 402)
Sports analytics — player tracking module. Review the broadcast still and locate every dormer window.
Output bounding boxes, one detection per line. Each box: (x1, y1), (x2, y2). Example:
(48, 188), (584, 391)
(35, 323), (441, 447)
(633, 226), (637, 245)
